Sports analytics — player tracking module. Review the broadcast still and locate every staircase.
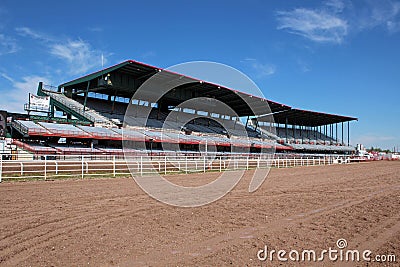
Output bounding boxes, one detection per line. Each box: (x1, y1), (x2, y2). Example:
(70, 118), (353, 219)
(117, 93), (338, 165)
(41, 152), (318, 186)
(247, 119), (280, 140)
(44, 91), (115, 128)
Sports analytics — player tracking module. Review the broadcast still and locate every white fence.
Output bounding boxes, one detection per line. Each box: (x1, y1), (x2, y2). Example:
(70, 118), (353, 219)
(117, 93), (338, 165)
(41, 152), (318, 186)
(0, 154), (348, 182)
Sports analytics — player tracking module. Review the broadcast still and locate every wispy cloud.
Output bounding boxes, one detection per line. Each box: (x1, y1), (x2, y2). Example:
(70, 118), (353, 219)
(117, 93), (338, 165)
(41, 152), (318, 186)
(325, 0), (345, 12)
(0, 33), (18, 55)
(15, 27), (48, 40)
(0, 74), (51, 113)
(276, 0), (400, 43)
(16, 27), (107, 75)
(242, 58), (276, 78)
(50, 39), (105, 75)
(356, 0), (400, 33)
(276, 3), (348, 44)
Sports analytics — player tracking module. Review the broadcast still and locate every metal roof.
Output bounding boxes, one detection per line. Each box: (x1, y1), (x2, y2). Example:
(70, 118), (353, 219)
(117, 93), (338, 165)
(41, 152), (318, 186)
(58, 60), (291, 116)
(57, 60), (357, 123)
(257, 108), (358, 127)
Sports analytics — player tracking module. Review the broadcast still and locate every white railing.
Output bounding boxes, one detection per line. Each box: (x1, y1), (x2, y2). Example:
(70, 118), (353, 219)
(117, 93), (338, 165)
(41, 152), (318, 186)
(0, 154), (347, 182)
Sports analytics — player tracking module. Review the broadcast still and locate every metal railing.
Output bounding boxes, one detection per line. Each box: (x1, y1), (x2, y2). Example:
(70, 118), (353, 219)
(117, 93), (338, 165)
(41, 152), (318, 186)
(0, 154), (346, 182)
(44, 91), (113, 126)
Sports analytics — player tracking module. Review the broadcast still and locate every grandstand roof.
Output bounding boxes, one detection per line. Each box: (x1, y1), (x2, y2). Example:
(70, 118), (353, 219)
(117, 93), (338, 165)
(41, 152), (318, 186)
(58, 60), (290, 116)
(257, 108), (357, 127)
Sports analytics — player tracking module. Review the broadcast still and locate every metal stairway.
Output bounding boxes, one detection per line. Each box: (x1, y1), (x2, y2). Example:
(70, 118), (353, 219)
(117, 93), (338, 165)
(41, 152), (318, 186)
(43, 91), (115, 128)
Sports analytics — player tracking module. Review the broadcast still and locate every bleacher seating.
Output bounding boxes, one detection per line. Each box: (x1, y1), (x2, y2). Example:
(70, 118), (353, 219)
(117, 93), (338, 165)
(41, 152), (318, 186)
(38, 122), (91, 138)
(13, 120), (50, 136)
(113, 128), (146, 140)
(50, 144), (99, 154)
(78, 125), (121, 140)
(12, 140), (57, 154)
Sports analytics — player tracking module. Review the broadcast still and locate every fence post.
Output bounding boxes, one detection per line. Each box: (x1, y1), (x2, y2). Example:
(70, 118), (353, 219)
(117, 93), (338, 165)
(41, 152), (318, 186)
(0, 156), (3, 183)
(55, 162), (58, 175)
(44, 156), (47, 180)
(113, 155), (116, 177)
(185, 156), (188, 174)
(81, 156), (84, 179)
(219, 157), (222, 172)
(140, 156), (143, 176)
(203, 156), (206, 173)
(246, 156), (249, 170)
(164, 156), (167, 175)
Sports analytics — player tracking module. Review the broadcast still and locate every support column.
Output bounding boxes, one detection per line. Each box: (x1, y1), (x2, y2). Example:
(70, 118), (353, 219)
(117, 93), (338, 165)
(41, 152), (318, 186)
(347, 121), (350, 146)
(341, 122), (344, 145)
(293, 124), (296, 140)
(285, 117), (288, 143)
(83, 81), (90, 113)
(335, 123), (338, 142)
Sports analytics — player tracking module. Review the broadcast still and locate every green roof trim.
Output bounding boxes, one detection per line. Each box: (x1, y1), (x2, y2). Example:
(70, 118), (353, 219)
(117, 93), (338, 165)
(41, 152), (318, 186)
(58, 60), (132, 89)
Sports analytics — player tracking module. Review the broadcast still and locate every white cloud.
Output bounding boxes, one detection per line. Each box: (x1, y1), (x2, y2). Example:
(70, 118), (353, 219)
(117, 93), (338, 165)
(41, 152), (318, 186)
(276, 0), (400, 43)
(15, 27), (47, 40)
(242, 58), (276, 78)
(0, 33), (18, 55)
(325, 0), (345, 12)
(50, 39), (105, 75)
(16, 27), (106, 75)
(251, 62), (276, 77)
(0, 74), (51, 113)
(276, 7), (348, 44)
(356, 0), (400, 33)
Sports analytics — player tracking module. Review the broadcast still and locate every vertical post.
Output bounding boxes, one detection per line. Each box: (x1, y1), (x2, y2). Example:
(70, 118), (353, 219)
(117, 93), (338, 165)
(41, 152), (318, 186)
(83, 81), (90, 113)
(185, 156), (188, 174)
(203, 156), (206, 173)
(140, 156), (143, 176)
(164, 156), (167, 175)
(319, 125), (322, 139)
(285, 117), (288, 143)
(219, 157), (222, 172)
(0, 156), (3, 183)
(113, 155), (116, 177)
(336, 123), (338, 142)
(341, 122), (344, 145)
(293, 125), (296, 140)
(81, 156), (84, 179)
(347, 121), (350, 146)
(44, 156), (47, 180)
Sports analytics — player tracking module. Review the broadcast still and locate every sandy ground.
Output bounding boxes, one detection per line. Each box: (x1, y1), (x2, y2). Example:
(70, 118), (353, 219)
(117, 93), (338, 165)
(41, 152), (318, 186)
(0, 161), (399, 266)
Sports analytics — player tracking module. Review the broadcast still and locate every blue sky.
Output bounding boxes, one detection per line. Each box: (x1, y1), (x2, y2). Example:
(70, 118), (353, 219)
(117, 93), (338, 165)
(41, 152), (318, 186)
(0, 0), (399, 150)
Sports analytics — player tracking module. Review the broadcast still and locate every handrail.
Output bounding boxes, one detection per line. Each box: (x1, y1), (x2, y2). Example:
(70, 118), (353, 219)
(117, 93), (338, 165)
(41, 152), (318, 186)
(45, 91), (112, 125)
(11, 121), (29, 135)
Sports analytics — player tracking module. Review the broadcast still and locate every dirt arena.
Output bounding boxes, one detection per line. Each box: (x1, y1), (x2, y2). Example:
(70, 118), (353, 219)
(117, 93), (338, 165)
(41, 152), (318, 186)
(0, 161), (399, 266)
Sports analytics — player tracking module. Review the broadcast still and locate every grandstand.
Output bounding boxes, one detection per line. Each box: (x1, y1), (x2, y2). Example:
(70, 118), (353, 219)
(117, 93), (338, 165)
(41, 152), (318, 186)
(3, 60), (357, 156)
